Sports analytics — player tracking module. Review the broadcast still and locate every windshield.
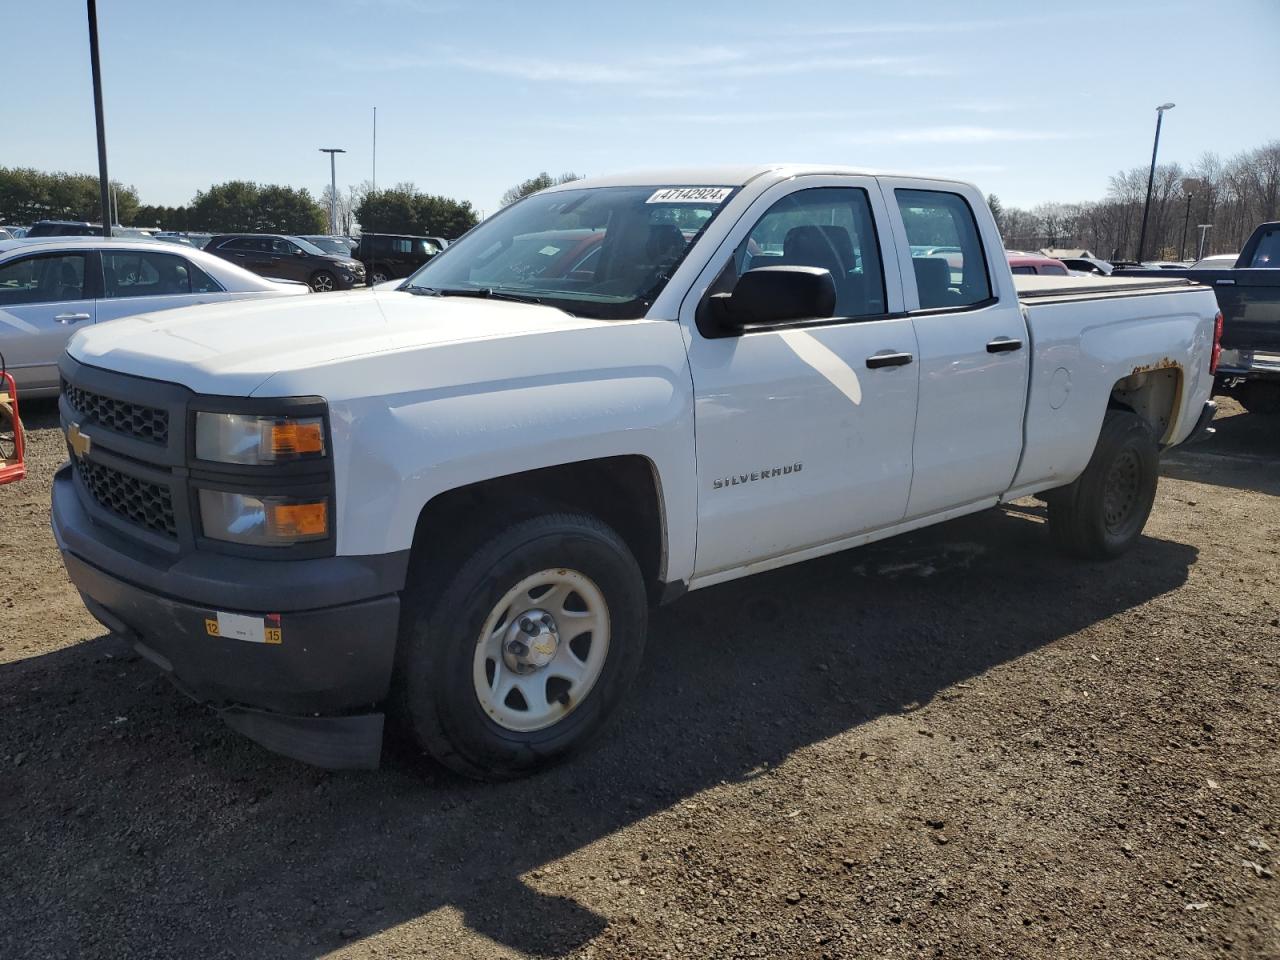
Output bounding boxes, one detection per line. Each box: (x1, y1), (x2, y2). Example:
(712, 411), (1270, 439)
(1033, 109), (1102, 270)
(306, 236), (352, 255)
(289, 236), (329, 256)
(402, 185), (735, 319)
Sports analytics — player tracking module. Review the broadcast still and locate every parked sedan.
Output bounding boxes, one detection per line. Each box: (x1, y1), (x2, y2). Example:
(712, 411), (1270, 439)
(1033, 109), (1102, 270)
(0, 237), (308, 398)
(206, 234), (365, 291)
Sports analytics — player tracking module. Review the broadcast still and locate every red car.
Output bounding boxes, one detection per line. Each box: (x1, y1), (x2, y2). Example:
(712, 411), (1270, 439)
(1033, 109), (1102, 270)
(1007, 253), (1071, 276)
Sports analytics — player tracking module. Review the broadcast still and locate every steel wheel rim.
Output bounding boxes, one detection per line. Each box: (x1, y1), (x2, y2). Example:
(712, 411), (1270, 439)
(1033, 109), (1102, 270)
(473, 568), (610, 733)
(372, 271), (388, 283)
(312, 274), (334, 292)
(1103, 447), (1141, 533)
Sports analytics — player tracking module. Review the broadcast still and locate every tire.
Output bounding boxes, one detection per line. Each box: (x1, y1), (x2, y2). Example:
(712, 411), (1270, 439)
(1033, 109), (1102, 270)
(1047, 409), (1159, 560)
(1239, 380), (1280, 415)
(395, 510), (647, 780)
(370, 265), (391, 285)
(309, 270), (336, 292)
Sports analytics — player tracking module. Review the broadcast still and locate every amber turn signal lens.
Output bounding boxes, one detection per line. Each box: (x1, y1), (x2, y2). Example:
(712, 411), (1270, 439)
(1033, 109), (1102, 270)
(266, 500), (328, 538)
(268, 421), (325, 457)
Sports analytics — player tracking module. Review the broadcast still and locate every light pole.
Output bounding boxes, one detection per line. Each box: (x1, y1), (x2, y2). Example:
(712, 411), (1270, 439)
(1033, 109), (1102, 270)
(1136, 102), (1175, 263)
(319, 147), (346, 234)
(86, 0), (111, 237)
(1179, 192), (1193, 261)
(1197, 224), (1213, 261)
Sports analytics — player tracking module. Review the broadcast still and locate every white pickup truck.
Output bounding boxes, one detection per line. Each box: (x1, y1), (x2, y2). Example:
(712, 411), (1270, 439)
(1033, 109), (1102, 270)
(52, 165), (1221, 778)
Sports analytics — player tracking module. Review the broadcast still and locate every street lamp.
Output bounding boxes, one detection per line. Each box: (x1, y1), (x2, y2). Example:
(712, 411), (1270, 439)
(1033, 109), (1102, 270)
(1197, 224), (1214, 261)
(1136, 102), (1175, 263)
(319, 147), (346, 234)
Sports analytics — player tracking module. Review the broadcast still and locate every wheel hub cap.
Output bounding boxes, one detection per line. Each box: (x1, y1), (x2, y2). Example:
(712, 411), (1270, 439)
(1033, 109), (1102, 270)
(502, 609), (560, 674)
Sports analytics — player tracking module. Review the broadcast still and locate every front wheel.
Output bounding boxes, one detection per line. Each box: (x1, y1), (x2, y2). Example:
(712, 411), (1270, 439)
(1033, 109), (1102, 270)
(396, 511), (647, 780)
(309, 270), (336, 292)
(1047, 409), (1158, 559)
(370, 266), (391, 284)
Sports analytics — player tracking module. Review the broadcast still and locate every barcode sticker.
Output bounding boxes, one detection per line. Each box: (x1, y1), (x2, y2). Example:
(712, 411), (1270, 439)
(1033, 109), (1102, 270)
(646, 187), (733, 204)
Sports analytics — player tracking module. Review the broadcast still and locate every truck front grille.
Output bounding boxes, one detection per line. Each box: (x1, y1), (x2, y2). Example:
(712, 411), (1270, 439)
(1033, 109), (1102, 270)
(76, 457), (177, 538)
(63, 379), (169, 446)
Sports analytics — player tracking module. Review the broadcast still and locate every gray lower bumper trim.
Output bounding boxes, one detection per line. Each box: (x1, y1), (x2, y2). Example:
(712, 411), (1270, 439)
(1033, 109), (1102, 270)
(219, 707), (384, 770)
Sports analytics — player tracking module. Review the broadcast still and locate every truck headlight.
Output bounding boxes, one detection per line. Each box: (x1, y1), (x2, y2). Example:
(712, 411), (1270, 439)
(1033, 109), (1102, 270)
(195, 412), (327, 465)
(198, 490), (329, 545)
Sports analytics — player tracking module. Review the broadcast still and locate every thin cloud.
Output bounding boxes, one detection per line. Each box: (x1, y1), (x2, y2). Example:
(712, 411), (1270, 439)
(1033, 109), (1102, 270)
(842, 126), (1080, 146)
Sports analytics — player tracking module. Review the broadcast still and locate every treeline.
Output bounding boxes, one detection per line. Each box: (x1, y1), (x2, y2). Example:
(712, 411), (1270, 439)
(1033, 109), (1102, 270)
(0, 167), (479, 238)
(990, 140), (1280, 260)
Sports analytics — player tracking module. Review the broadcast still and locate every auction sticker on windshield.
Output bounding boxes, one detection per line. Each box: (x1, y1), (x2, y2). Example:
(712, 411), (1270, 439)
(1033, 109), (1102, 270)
(647, 187), (733, 204)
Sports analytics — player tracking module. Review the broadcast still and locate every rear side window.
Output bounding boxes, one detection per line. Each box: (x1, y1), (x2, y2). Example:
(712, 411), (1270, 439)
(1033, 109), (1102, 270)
(0, 253), (88, 305)
(896, 189), (992, 309)
(1249, 228), (1279, 268)
(105, 250), (198, 297)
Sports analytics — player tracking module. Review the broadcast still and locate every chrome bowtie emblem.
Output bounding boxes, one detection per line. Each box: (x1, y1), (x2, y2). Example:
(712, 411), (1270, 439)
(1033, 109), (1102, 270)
(66, 421), (92, 458)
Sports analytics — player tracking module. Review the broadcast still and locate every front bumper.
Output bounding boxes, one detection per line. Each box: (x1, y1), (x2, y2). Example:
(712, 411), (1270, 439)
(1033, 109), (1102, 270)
(52, 464), (405, 769)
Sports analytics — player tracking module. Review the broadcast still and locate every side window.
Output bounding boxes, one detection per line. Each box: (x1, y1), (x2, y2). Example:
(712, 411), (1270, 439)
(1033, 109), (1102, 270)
(272, 238), (298, 255)
(1249, 228), (1279, 268)
(1041, 264), (1068, 276)
(729, 186), (886, 318)
(1011, 265), (1036, 275)
(895, 189), (992, 309)
(221, 237), (253, 251)
(104, 251), (193, 297)
(0, 253), (87, 305)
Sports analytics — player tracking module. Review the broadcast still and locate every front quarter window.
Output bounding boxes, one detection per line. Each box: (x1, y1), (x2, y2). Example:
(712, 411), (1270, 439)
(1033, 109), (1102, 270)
(401, 185), (735, 319)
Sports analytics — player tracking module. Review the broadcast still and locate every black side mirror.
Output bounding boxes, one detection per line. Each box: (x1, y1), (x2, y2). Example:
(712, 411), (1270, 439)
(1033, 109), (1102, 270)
(703, 266), (836, 336)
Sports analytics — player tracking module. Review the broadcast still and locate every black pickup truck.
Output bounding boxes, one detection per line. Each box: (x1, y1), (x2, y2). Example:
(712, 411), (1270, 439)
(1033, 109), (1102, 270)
(1117, 222), (1280, 413)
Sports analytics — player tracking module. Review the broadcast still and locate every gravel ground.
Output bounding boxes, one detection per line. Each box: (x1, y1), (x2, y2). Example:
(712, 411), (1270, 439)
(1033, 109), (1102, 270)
(1, 397), (1277, 959)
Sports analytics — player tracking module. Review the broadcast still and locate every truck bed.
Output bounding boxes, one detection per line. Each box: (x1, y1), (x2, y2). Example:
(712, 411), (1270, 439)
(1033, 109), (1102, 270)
(1014, 273), (1197, 302)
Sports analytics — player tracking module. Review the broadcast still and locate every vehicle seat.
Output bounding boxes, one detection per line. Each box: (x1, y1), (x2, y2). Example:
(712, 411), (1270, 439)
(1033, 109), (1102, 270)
(646, 224), (686, 268)
(912, 257), (953, 309)
(781, 224), (853, 311)
(56, 262), (82, 300)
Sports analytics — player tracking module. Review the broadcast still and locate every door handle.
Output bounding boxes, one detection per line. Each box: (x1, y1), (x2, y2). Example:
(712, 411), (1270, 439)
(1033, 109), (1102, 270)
(55, 313), (92, 324)
(866, 351), (913, 368)
(986, 337), (1023, 353)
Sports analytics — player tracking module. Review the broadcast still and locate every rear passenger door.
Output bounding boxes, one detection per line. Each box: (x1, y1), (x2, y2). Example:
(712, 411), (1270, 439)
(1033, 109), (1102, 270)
(877, 179), (1030, 518)
(0, 251), (97, 394)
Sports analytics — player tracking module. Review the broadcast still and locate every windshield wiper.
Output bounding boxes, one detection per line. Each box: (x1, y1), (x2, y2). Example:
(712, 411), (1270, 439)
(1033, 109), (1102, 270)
(406, 285), (542, 305)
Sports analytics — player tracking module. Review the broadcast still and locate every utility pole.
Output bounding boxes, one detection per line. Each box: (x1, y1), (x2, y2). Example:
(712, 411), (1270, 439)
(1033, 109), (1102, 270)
(372, 107), (377, 196)
(319, 147), (346, 234)
(86, 0), (111, 237)
(1136, 102), (1175, 262)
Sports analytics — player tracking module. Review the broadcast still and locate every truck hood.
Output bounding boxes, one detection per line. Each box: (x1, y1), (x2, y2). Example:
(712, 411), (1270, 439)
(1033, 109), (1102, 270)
(68, 289), (613, 396)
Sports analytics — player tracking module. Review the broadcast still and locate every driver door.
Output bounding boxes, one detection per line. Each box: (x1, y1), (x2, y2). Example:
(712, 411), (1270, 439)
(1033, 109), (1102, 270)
(0, 250), (98, 395)
(679, 177), (920, 581)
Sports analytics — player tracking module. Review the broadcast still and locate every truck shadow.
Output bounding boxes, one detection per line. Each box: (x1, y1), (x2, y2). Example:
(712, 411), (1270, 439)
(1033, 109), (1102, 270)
(0, 507), (1197, 959)
(1160, 402), (1280, 496)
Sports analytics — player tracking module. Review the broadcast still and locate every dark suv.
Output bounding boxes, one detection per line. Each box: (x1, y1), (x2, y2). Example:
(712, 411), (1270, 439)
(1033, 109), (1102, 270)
(206, 234), (366, 291)
(354, 233), (441, 284)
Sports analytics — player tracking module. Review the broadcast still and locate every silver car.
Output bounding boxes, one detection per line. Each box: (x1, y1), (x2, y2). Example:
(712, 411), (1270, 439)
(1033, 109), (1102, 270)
(0, 237), (309, 398)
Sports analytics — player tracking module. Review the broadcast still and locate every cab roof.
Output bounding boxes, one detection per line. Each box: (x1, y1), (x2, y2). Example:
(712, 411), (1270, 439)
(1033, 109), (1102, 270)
(544, 164), (974, 192)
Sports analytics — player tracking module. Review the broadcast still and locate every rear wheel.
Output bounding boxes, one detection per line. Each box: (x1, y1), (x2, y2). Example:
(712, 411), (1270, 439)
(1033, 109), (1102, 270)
(395, 510), (647, 780)
(1239, 380), (1280, 415)
(309, 270), (336, 292)
(1047, 409), (1158, 559)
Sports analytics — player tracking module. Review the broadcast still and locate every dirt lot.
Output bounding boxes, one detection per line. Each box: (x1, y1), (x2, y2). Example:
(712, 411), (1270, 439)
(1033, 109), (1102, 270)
(1, 398), (1277, 959)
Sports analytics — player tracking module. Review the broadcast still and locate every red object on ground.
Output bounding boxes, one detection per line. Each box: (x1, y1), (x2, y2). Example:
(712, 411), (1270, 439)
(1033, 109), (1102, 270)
(0, 370), (27, 485)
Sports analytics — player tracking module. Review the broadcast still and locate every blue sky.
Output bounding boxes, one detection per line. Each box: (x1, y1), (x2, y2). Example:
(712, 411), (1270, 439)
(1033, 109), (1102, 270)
(5, 0), (1277, 216)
